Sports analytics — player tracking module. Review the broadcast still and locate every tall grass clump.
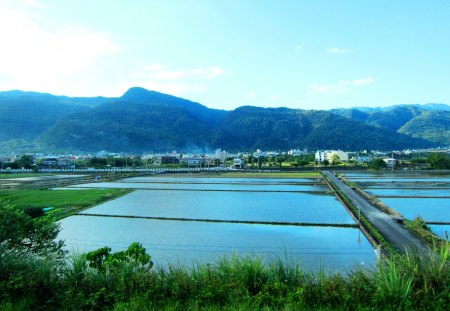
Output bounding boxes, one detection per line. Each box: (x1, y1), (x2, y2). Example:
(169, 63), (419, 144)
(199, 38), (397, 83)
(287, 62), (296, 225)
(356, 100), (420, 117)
(375, 244), (450, 310)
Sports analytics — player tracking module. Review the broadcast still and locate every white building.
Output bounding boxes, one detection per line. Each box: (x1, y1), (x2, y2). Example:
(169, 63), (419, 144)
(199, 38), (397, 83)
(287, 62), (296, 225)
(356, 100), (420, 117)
(315, 150), (349, 163)
(233, 158), (245, 168)
(288, 149), (304, 156)
(214, 149), (228, 162)
(383, 158), (396, 169)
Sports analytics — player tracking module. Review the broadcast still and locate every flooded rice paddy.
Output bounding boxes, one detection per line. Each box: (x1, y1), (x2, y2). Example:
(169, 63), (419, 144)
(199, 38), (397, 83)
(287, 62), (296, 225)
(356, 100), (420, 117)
(343, 171), (450, 240)
(58, 175), (376, 272)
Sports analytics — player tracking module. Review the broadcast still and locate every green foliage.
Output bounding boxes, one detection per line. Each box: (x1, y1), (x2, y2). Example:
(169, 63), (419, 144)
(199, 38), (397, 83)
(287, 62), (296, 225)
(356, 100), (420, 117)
(1, 246), (449, 310)
(399, 111), (450, 145)
(85, 242), (153, 272)
(427, 152), (450, 169)
(405, 217), (443, 246)
(329, 154), (340, 165)
(17, 155), (34, 169)
(0, 202), (64, 256)
(368, 158), (387, 170)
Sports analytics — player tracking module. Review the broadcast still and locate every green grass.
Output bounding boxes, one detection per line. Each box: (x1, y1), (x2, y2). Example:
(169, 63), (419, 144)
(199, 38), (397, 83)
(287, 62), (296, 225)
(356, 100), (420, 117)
(0, 188), (131, 219)
(1, 244), (448, 310)
(0, 173), (54, 179)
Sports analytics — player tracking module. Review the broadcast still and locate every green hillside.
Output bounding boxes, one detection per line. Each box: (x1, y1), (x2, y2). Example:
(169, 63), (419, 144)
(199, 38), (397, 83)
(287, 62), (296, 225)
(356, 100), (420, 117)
(398, 111), (450, 145)
(0, 88), (443, 152)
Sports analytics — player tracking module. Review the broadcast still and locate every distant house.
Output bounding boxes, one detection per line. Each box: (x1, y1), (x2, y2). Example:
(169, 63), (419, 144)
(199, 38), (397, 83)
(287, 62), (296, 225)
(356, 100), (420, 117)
(383, 158), (396, 169)
(315, 150), (349, 163)
(233, 158), (245, 168)
(154, 155), (180, 165)
(180, 156), (205, 167)
(40, 156), (73, 169)
(288, 149), (306, 156)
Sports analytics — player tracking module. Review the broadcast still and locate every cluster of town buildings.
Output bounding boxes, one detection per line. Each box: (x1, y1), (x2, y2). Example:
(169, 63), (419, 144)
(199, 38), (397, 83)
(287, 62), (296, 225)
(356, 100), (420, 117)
(1, 147), (447, 170)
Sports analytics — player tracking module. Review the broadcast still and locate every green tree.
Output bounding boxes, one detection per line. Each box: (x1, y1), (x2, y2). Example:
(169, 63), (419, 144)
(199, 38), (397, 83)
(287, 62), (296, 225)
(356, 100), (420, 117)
(368, 158), (387, 170)
(427, 153), (450, 169)
(0, 202), (64, 256)
(18, 155), (33, 169)
(85, 242), (153, 272)
(330, 154), (341, 165)
(276, 156), (284, 168)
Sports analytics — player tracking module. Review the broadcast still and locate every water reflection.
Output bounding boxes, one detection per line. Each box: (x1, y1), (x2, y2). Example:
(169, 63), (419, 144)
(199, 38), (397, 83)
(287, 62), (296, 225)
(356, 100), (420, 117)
(59, 216), (376, 272)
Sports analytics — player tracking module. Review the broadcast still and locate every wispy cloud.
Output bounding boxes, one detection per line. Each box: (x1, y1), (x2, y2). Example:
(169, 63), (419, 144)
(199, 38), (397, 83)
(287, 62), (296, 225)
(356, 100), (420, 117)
(247, 92), (256, 99)
(351, 76), (374, 86)
(309, 76), (374, 94)
(325, 47), (352, 54)
(271, 95), (279, 101)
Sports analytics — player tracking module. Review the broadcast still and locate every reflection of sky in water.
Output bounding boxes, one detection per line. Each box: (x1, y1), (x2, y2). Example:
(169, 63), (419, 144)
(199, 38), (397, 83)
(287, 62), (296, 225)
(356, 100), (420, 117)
(367, 188), (450, 197)
(428, 225), (450, 240)
(69, 182), (327, 192)
(59, 216), (376, 273)
(350, 178), (450, 184)
(79, 190), (354, 224)
(122, 177), (321, 184)
(381, 198), (450, 222)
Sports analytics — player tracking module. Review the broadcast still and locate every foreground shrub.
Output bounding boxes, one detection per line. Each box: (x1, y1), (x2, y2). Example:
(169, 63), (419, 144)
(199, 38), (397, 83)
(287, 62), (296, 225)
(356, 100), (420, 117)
(1, 243), (449, 310)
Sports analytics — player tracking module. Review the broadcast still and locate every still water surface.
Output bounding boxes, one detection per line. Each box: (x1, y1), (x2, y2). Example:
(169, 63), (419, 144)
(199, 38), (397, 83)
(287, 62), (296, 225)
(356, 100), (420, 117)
(58, 176), (377, 272)
(367, 188), (450, 197)
(80, 190), (354, 224)
(69, 182), (327, 192)
(59, 216), (376, 272)
(381, 198), (450, 222)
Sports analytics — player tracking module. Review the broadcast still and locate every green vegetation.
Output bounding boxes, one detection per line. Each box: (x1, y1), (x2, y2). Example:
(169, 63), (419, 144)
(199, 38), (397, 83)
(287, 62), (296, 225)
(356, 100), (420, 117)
(0, 203), (63, 257)
(0, 87), (432, 153)
(405, 217), (445, 247)
(0, 173), (55, 179)
(368, 158), (387, 170)
(1, 242), (449, 310)
(0, 189), (130, 219)
(427, 152), (450, 169)
(399, 110), (450, 145)
(333, 105), (450, 146)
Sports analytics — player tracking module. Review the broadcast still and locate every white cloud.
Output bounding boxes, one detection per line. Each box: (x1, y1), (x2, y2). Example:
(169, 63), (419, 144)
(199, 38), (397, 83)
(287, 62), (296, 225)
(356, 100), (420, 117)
(271, 95), (279, 101)
(247, 92), (256, 99)
(325, 47), (352, 54)
(309, 76), (374, 94)
(142, 64), (224, 80)
(0, 6), (119, 93)
(295, 43), (304, 51)
(351, 76), (374, 86)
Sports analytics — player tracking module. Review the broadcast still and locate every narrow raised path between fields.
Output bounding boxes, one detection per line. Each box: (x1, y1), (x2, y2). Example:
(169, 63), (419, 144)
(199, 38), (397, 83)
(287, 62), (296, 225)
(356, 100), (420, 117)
(323, 171), (427, 254)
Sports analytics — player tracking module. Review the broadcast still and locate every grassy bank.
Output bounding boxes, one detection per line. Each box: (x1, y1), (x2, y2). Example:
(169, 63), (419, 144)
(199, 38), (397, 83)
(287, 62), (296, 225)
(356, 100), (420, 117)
(0, 188), (131, 219)
(0, 243), (448, 310)
(0, 173), (54, 179)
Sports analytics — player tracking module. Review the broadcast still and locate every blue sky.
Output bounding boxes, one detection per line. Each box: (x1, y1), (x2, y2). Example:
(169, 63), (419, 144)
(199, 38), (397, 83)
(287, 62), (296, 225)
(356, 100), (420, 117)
(0, 0), (449, 110)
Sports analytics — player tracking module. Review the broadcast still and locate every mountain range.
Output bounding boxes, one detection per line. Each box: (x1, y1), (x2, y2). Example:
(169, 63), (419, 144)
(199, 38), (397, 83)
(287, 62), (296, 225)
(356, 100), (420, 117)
(0, 87), (448, 153)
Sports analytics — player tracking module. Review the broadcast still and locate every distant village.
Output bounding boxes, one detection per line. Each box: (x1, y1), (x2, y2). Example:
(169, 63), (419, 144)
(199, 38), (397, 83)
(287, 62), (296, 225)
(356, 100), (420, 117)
(1, 147), (449, 172)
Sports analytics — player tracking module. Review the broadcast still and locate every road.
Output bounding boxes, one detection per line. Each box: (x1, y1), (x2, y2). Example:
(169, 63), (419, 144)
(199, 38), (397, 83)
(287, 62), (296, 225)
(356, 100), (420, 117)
(323, 171), (427, 254)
